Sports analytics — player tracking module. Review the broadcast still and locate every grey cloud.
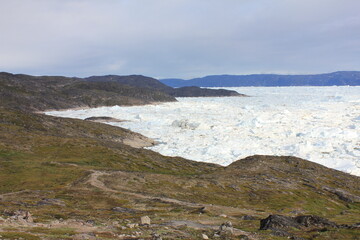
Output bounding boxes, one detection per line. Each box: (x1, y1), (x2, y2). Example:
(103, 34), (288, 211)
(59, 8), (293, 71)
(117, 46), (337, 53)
(0, 0), (359, 78)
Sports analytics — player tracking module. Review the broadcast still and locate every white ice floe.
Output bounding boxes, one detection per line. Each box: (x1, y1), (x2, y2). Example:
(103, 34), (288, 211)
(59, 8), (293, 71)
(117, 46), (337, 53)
(46, 86), (360, 176)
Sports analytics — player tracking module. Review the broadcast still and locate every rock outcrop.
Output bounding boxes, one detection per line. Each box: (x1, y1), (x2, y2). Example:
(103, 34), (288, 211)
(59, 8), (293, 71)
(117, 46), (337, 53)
(260, 214), (344, 230)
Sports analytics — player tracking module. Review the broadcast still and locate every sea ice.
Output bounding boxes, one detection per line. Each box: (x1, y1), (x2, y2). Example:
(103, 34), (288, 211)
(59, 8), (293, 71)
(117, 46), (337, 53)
(46, 86), (360, 176)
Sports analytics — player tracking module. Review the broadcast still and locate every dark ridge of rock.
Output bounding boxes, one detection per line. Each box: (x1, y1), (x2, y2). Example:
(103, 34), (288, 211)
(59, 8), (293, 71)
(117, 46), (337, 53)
(260, 214), (347, 231)
(84, 116), (124, 122)
(322, 186), (360, 203)
(0, 72), (176, 112)
(294, 215), (338, 228)
(168, 86), (245, 97)
(0, 72), (245, 112)
(86, 74), (172, 92)
(191, 206), (208, 214)
(340, 222), (360, 229)
(86, 74), (245, 97)
(260, 215), (302, 230)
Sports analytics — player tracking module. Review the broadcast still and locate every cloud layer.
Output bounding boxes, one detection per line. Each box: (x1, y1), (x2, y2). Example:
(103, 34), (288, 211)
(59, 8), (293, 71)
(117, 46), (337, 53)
(1, 0), (359, 78)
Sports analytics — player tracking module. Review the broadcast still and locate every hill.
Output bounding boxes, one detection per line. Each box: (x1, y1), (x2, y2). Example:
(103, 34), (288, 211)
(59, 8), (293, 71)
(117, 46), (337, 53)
(0, 72), (176, 112)
(86, 74), (243, 97)
(161, 71), (360, 87)
(0, 72), (243, 112)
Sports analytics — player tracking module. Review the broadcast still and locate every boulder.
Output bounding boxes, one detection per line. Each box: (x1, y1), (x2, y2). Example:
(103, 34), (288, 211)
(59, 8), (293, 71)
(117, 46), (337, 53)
(260, 214), (339, 231)
(260, 215), (302, 230)
(23, 211), (33, 223)
(201, 233), (209, 239)
(140, 216), (151, 225)
(126, 223), (137, 228)
(192, 206), (208, 214)
(7, 210), (34, 223)
(151, 233), (162, 240)
(219, 221), (234, 235)
(294, 215), (338, 228)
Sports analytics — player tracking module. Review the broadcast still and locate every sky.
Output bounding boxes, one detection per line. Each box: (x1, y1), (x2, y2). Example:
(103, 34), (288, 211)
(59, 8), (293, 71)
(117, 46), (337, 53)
(0, 0), (359, 79)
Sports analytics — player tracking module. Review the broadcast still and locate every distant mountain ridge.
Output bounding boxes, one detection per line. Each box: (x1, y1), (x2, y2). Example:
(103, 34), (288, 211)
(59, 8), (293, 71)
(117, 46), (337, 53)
(160, 71), (360, 87)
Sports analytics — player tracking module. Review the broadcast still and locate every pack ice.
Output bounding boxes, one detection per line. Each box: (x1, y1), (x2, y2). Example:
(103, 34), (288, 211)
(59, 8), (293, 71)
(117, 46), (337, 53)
(46, 86), (360, 176)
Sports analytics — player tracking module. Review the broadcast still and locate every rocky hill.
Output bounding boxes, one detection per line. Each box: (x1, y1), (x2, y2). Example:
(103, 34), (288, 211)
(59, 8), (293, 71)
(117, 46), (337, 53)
(0, 72), (243, 112)
(0, 72), (176, 112)
(0, 73), (359, 239)
(86, 75), (243, 97)
(161, 71), (360, 87)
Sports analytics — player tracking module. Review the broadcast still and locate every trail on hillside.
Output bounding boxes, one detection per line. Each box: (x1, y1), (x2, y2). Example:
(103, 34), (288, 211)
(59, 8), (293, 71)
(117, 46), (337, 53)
(86, 170), (205, 208)
(86, 170), (257, 215)
(86, 170), (257, 239)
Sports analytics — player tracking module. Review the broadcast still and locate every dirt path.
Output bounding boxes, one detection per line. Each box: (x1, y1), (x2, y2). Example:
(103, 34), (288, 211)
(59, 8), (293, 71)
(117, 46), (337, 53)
(86, 170), (259, 239)
(0, 190), (35, 198)
(86, 170), (259, 217)
(86, 171), (258, 238)
(86, 171), (205, 208)
(86, 171), (118, 193)
(162, 220), (253, 236)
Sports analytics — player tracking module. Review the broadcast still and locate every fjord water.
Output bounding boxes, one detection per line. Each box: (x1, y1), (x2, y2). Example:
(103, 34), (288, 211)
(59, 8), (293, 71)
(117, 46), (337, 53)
(46, 86), (360, 176)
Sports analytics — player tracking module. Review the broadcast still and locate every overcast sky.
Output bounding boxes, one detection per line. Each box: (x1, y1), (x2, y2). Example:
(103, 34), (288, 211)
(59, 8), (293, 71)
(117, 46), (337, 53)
(0, 0), (359, 79)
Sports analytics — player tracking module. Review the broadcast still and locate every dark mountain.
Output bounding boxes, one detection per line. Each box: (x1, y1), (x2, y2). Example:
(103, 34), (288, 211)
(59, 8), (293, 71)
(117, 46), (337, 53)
(168, 86), (244, 97)
(0, 72), (176, 111)
(161, 71), (360, 87)
(0, 72), (243, 112)
(86, 74), (243, 97)
(87, 75), (172, 92)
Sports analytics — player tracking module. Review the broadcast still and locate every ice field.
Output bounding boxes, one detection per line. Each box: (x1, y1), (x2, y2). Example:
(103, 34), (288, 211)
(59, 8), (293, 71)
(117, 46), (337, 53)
(46, 86), (360, 176)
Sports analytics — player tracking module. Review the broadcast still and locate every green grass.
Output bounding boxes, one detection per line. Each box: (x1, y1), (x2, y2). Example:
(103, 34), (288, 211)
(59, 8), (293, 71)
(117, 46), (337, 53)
(29, 227), (76, 236)
(0, 232), (40, 240)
